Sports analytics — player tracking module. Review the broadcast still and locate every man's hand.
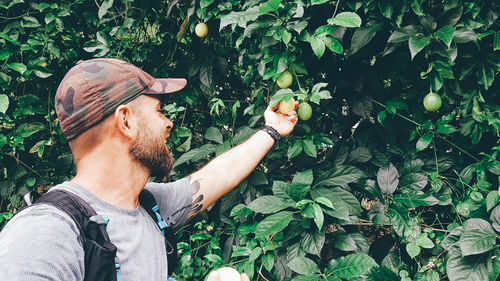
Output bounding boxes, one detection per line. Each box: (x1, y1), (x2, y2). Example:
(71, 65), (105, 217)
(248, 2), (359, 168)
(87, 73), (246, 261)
(206, 267), (250, 281)
(264, 101), (299, 137)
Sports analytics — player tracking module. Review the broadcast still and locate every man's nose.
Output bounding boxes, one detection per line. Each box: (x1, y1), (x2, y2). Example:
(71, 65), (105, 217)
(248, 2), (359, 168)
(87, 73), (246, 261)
(166, 119), (173, 130)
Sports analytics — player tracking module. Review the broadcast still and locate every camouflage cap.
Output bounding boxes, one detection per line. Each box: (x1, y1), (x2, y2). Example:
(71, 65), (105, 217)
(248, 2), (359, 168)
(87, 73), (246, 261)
(55, 58), (187, 141)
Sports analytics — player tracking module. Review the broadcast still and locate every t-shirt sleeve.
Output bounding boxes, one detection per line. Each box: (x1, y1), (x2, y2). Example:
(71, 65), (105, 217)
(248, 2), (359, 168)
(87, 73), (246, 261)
(145, 178), (192, 230)
(0, 205), (85, 281)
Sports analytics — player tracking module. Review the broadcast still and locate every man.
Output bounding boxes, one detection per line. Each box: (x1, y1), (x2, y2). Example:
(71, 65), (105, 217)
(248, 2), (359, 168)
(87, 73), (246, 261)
(0, 58), (298, 280)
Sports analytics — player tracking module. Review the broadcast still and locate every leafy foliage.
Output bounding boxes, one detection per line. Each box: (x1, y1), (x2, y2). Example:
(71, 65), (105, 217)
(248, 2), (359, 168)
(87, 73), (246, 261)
(1, 0), (499, 280)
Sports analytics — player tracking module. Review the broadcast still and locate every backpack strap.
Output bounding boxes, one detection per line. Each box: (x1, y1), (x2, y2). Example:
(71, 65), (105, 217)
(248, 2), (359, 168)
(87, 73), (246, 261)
(139, 189), (178, 276)
(29, 190), (118, 281)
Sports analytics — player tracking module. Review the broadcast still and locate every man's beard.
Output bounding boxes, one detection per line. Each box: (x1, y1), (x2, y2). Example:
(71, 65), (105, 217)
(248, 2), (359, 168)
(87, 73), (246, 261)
(130, 120), (174, 179)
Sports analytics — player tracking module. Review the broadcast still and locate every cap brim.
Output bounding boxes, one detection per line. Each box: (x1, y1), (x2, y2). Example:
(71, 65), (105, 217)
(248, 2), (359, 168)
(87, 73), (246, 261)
(143, 78), (187, 94)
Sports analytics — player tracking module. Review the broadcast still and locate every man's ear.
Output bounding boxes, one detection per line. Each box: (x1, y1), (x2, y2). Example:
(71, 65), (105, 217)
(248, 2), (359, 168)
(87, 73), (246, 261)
(114, 104), (135, 139)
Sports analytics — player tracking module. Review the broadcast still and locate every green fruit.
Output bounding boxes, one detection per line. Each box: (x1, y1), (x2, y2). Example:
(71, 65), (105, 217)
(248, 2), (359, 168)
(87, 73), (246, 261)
(279, 98), (295, 114)
(277, 71), (293, 89)
(423, 92), (442, 112)
(297, 102), (312, 120)
(195, 22), (208, 38)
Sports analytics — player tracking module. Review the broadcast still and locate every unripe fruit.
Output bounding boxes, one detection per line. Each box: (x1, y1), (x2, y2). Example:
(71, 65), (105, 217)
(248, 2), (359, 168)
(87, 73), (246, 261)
(277, 71), (293, 89)
(423, 92), (442, 112)
(279, 98), (295, 114)
(207, 267), (241, 281)
(195, 22), (208, 38)
(298, 102), (312, 120)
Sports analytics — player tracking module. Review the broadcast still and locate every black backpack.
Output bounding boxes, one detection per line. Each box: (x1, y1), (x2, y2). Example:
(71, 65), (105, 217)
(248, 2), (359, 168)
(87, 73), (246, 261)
(24, 189), (178, 281)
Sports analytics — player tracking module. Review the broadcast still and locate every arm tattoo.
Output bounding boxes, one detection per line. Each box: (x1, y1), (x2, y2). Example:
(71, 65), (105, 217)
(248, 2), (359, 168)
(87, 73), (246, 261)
(187, 176), (204, 219)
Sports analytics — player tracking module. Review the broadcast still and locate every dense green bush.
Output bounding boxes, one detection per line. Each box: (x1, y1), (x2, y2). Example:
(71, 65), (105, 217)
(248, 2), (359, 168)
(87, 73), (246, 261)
(1, 0), (499, 280)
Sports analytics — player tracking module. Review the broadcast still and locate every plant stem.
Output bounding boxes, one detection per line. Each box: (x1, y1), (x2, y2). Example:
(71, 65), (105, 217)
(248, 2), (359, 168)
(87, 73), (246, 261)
(433, 138), (439, 174)
(437, 135), (480, 162)
(4, 153), (42, 178)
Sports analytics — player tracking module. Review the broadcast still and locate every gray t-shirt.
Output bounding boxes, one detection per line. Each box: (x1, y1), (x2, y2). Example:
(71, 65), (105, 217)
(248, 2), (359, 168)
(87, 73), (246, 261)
(0, 179), (192, 281)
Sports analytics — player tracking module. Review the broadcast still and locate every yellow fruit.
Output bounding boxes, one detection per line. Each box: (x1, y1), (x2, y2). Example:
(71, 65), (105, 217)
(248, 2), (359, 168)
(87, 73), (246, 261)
(279, 98), (295, 114)
(277, 71), (293, 89)
(207, 267), (241, 281)
(195, 22), (208, 38)
(39, 61), (47, 68)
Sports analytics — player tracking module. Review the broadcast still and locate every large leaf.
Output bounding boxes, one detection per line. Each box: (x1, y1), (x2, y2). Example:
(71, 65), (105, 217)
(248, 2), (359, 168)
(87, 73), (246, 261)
(220, 6), (260, 30)
(311, 187), (361, 216)
(459, 218), (497, 256)
(399, 173), (428, 190)
(174, 144), (218, 167)
(259, 0), (281, 14)
(408, 35), (431, 59)
(314, 165), (365, 187)
(435, 25), (455, 47)
(255, 211), (293, 237)
(327, 12), (362, 27)
(6, 62), (27, 75)
(377, 163), (399, 194)
(388, 206), (411, 238)
(416, 133), (433, 152)
(392, 193), (439, 208)
(300, 231), (325, 257)
(349, 23), (382, 55)
(288, 256), (320, 276)
(328, 253), (378, 279)
(247, 196), (294, 214)
(491, 205), (500, 232)
(446, 250), (490, 281)
(205, 127), (223, 143)
(0, 94), (8, 114)
(477, 63), (495, 90)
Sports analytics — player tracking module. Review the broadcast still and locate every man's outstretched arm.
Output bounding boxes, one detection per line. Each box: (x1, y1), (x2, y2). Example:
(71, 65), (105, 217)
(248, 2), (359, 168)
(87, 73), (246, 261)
(185, 104), (298, 219)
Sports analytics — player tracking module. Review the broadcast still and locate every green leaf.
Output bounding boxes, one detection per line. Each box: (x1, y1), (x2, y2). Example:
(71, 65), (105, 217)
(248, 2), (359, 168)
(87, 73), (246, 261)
(7, 63), (27, 75)
(255, 211), (293, 237)
(220, 6), (260, 30)
(327, 12), (362, 28)
(310, 36), (326, 59)
(200, 0), (215, 9)
(259, 0), (281, 14)
(389, 206), (411, 238)
(494, 31), (500, 51)
(459, 218), (497, 256)
(205, 127), (223, 144)
(0, 50), (10, 60)
(477, 63), (495, 90)
(491, 205), (500, 232)
(392, 192), (439, 208)
(378, 110), (387, 124)
(311, 187), (361, 216)
(312, 203), (324, 231)
(349, 24), (382, 55)
(446, 249), (490, 281)
(0, 32), (21, 46)
(406, 242), (421, 258)
(288, 256), (320, 276)
(98, 0), (114, 20)
(314, 165), (365, 187)
(377, 163), (399, 194)
(328, 253), (378, 278)
(173, 144), (217, 167)
(416, 236), (435, 248)
(247, 196), (294, 214)
(408, 35), (431, 60)
(325, 37), (343, 54)
(400, 173), (428, 190)
(302, 139), (317, 158)
(0, 94), (9, 114)
(416, 133), (433, 152)
(300, 231), (325, 257)
(288, 140), (303, 159)
(261, 252), (275, 272)
(435, 25), (455, 47)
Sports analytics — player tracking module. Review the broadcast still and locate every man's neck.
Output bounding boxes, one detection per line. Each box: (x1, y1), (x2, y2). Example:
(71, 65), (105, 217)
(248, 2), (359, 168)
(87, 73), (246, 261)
(70, 149), (149, 210)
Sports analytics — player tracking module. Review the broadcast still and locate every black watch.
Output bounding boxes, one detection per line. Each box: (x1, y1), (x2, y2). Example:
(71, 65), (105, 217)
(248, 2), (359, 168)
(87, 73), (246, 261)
(260, 125), (282, 142)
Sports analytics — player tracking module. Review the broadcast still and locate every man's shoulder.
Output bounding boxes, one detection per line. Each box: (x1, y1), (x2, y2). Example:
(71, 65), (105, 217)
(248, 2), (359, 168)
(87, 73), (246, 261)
(1, 201), (81, 241)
